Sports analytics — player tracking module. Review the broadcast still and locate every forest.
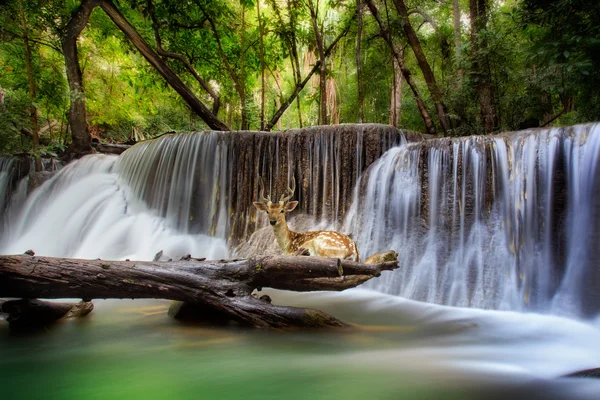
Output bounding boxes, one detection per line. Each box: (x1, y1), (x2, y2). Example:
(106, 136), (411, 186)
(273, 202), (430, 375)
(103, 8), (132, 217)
(0, 0), (599, 159)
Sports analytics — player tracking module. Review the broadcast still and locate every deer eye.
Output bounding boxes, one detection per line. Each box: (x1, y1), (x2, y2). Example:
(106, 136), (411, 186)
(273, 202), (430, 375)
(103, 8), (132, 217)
(280, 210), (284, 213)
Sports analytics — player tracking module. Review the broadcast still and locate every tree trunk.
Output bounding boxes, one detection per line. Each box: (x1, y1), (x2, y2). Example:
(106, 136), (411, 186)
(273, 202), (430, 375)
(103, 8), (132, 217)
(265, 23), (351, 131)
(20, 4), (42, 172)
(240, 4), (248, 130)
(62, 0), (102, 159)
(365, 0), (436, 135)
(389, 50), (403, 127)
(100, 0), (229, 131)
(257, 0), (266, 130)
(392, 0), (451, 134)
(469, 0), (497, 133)
(356, 0), (364, 123)
(452, 0), (463, 79)
(308, 0), (328, 125)
(0, 254), (399, 329)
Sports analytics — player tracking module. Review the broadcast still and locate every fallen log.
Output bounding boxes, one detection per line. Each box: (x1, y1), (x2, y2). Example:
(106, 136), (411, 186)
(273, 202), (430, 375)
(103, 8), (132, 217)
(0, 254), (398, 329)
(0, 299), (93, 332)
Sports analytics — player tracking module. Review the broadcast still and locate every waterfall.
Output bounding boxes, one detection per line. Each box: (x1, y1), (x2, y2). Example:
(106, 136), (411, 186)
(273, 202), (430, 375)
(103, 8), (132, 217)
(0, 125), (403, 261)
(345, 123), (600, 318)
(0, 154), (229, 260)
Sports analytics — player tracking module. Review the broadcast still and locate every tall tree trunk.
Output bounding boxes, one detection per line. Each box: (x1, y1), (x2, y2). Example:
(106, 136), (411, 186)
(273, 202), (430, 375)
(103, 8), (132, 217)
(257, 0), (266, 130)
(308, 0), (327, 125)
(389, 49), (403, 128)
(469, 0), (497, 133)
(452, 0), (463, 80)
(100, 0), (229, 131)
(240, 4), (248, 130)
(365, 0), (436, 135)
(356, 0), (364, 123)
(265, 22), (352, 131)
(62, 0), (102, 158)
(20, 4), (42, 171)
(391, 0), (451, 134)
(269, 0), (303, 128)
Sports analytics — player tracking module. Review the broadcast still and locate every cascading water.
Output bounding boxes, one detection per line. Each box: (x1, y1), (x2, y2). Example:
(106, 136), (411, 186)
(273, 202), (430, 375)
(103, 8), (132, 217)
(2, 125), (600, 400)
(0, 124), (403, 260)
(345, 123), (600, 318)
(0, 154), (229, 260)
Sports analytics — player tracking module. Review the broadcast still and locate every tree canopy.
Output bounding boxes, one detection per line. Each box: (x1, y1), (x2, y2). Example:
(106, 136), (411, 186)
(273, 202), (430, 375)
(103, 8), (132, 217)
(1, 0), (599, 157)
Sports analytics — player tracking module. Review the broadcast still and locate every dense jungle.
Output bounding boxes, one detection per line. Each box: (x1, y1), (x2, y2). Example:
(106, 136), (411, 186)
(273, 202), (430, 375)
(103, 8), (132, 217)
(1, 0), (599, 157)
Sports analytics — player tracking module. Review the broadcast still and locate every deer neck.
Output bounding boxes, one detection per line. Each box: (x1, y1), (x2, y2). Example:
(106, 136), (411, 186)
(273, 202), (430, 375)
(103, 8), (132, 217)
(272, 219), (296, 254)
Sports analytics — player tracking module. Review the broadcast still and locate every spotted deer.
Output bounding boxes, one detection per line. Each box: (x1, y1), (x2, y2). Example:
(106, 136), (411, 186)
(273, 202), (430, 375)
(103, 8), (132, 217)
(253, 177), (360, 261)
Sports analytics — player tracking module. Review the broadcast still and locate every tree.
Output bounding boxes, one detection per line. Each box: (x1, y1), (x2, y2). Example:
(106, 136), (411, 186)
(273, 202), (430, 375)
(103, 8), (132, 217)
(365, 0), (436, 135)
(391, 0), (451, 134)
(307, 0), (328, 125)
(356, 0), (364, 123)
(469, 0), (497, 133)
(62, 0), (102, 158)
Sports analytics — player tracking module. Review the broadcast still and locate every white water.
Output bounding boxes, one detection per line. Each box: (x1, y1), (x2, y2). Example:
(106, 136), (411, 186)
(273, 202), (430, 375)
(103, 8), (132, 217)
(0, 154), (228, 260)
(345, 124), (600, 318)
(1, 127), (600, 397)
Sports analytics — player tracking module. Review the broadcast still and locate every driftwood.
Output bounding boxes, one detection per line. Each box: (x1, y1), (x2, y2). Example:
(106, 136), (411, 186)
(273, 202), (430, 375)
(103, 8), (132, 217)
(0, 299), (93, 332)
(0, 254), (398, 329)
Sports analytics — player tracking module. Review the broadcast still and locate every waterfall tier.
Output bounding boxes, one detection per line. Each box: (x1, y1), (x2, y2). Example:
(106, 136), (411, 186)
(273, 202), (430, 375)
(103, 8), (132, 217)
(115, 124), (406, 242)
(345, 124), (600, 317)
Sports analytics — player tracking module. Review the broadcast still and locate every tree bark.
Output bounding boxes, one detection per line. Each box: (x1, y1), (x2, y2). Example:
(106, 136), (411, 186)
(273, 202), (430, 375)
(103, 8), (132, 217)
(389, 50), (403, 127)
(257, 0), (266, 130)
(356, 0), (364, 123)
(62, 0), (102, 158)
(240, 4), (248, 130)
(19, 3), (42, 171)
(452, 0), (463, 79)
(308, 0), (328, 125)
(365, 0), (436, 135)
(0, 254), (399, 329)
(392, 0), (451, 134)
(100, 0), (229, 131)
(469, 0), (497, 133)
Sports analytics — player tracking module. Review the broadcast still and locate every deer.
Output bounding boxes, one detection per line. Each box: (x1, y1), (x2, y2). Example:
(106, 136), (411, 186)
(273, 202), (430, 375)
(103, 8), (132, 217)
(253, 177), (360, 262)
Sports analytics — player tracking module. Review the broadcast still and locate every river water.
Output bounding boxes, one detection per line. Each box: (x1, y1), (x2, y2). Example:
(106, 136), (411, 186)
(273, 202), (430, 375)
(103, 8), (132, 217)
(1, 125), (600, 399)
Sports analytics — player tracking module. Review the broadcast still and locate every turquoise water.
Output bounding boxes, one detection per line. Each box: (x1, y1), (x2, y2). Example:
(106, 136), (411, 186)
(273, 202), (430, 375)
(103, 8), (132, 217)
(2, 290), (600, 400)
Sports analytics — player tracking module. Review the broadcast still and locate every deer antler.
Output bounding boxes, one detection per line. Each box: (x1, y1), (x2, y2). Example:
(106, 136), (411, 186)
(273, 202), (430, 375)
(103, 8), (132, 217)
(279, 176), (296, 204)
(258, 176), (271, 203)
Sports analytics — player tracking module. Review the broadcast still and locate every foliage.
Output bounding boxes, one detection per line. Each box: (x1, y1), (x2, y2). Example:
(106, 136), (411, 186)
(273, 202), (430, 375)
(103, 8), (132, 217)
(1, 0), (599, 153)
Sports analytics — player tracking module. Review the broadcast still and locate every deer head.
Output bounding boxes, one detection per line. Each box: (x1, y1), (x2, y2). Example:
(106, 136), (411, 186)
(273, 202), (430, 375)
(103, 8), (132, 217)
(253, 177), (298, 226)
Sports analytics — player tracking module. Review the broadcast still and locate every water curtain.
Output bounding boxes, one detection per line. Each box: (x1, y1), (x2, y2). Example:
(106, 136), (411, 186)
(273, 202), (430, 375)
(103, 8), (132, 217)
(345, 124), (600, 317)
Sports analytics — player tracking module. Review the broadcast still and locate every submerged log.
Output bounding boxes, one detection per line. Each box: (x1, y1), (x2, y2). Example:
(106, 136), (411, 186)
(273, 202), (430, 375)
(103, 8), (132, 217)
(0, 299), (93, 332)
(0, 254), (398, 329)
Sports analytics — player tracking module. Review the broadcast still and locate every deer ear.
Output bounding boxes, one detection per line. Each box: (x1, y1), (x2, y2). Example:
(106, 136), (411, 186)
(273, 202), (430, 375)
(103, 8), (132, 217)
(253, 202), (267, 212)
(285, 201), (298, 212)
